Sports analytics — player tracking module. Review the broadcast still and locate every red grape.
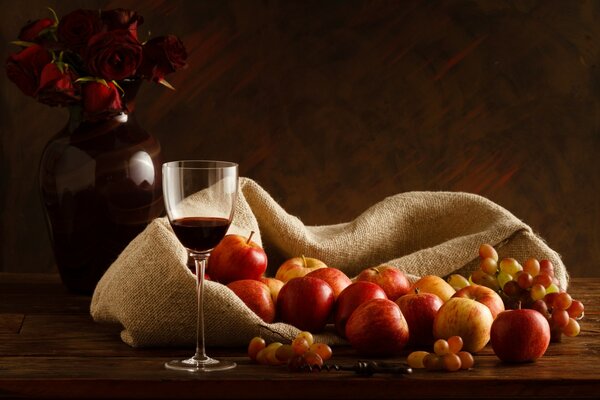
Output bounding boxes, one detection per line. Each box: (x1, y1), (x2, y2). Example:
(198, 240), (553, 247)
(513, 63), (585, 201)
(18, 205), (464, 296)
(457, 351), (475, 369)
(532, 274), (552, 289)
(567, 300), (585, 319)
(248, 337), (266, 361)
(531, 299), (549, 317)
(551, 309), (570, 328)
(516, 271), (533, 289)
(503, 280), (522, 297)
(553, 292), (572, 311)
(523, 258), (540, 277)
(434, 339), (450, 356)
(447, 336), (464, 354)
(443, 353), (462, 372)
(479, 244), (498, 261)
(563, 318), (581, 337)
(539, 260), (555, 277)
(480, 257), (498, 275)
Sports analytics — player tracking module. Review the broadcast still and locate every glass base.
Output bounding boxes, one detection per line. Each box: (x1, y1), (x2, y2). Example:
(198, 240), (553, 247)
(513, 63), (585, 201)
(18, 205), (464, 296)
(165, 356), (236, 372)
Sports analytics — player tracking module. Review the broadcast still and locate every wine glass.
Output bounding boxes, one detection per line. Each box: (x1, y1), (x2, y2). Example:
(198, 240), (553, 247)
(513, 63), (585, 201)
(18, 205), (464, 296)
(162, 160), (238, 372)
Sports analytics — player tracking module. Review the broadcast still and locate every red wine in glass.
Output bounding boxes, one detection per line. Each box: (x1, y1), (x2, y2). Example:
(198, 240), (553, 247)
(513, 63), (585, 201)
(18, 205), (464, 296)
(170, 217), (231, 253)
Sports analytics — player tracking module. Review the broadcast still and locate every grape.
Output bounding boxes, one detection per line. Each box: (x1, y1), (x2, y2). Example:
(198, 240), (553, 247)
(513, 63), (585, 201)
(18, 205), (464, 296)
(516, 271), (533, 290)
(563, 318), (581, 337)
(545, 283), (559, 295)
(433, 339), (450, 356)
(407, 351), (429, 369)
(447, 274), (470, 290)
(523, 258), (540, 277)
(499, 258), (523, 276)
(457, 351), (475, 369)
(503, 280), (522, 297)
(551, 309), (570, 328)
(553, 292), (572, 311)
(479, 243), (499, 261)
(295, 331), (314, 346)
(256, 347), (269, 365)
(497, 271), (513, 290)
(544, 292), (559, 308)
(530, 284), (546, 301)
(532, 274), (553, 288)
(539, 260), (555, 277)
(478, 274), (500, 291)
(291, 336), (310, 355)
(567, 300), (585, 319)
(423, 353), (443, 371)
(443, 353), (462, 372)
(531, 299), (549, 317)
(288, 355), (307, 371)
(447, 336), (464, 354)
(470, 270), (489, 285)
(480, 257), (498, 275)
(262, 342), (283, 365)
(275, 344), (295, 363)
(302, 351), (323, 368)
(248, 336), (266, 361)
(309, 343), (332, 361)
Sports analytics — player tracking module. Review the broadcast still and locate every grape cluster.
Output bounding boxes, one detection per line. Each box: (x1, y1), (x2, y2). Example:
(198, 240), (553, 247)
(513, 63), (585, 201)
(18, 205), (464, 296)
(407, 336), (474, 372)
(449, 244), (585, 342)
(247, 331), (333, 370)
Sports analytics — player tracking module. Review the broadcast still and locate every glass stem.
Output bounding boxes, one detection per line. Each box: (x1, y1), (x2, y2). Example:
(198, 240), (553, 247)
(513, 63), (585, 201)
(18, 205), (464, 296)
(192, 252), (209, 362)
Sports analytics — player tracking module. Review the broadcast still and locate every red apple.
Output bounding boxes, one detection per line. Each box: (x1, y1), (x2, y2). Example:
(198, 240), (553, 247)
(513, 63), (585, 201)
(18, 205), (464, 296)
(491, 308), (551, 362)
(396, 289), (443, 347)
(345, 298), (409, 357)
(226, 279), (276, 323)
(275, 256), (327, 283)
(410, 275), (456, 302)
(356, 265), (410, 301)
(277, 276), (335, 332)
(334, 281), (388, 337)
(433, 297), (493, 353)
(306, 267), (352, 298)
(259, 277), (284, 303)
(207, 232), (267, 284)
(452, 284), (505, 319)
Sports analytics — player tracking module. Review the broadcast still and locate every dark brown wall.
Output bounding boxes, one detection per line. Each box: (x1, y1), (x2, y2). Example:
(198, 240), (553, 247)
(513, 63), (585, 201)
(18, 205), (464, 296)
(2, 0), (599, 277)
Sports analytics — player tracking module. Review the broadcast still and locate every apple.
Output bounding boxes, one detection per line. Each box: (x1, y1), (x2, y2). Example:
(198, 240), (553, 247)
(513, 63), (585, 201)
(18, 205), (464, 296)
(275, 256), (327, 283)
(433, 297), (493, 353)
(355, 265), (411, 301)
(259, 277), (284, 303)
(490, 308), (551, 362)
(345, 298), (410, 357)
(306, 267), (352, 298)
(396, 289), (443, 347)
(410, 275), (456, 302)
(453, 284), (505, 319)
(334, 281), (388, 337)
(277, 276), (335, 332)
(207, 232), (267, 284)
(226, 279), (276, 323)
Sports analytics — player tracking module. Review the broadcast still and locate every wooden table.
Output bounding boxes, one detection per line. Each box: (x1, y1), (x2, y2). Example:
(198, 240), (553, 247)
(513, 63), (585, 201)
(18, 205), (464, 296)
(0, 273), (598, 399)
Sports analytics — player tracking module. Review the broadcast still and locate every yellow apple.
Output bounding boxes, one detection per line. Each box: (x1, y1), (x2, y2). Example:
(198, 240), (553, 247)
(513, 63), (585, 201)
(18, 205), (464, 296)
(409, 275), (456, 302)
(275, 256), (327, 283)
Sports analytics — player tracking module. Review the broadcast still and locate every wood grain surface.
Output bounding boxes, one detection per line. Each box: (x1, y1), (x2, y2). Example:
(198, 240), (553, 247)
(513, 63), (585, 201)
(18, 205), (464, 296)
(1, 0), (599, 277)
(0, 273), (598, 399)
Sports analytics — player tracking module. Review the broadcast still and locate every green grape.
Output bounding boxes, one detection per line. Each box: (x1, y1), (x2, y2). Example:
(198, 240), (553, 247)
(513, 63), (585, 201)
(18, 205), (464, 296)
(447, 274), (470, 290)
(530, 283), (547, 301)
(470, 270), (488, 285)
(264, 342), (284, 365)
(291, 337), (310, 355)
(309, 343), (332, 361)
(499, 258), (523, 276)
(457, 351), (475, 369)
(497, 271), (513, 289)
(434, 339), (450, 356)
(545, 283), (559, 295)
(407, 351), (429, 369)
(248, 336), (266, 361)
(563, 318), (581, 337)
(275, 344), (295, 362)
(295, 331), (314, 346)
(423, 353), (444, 371)
(479, 273), (500, 291)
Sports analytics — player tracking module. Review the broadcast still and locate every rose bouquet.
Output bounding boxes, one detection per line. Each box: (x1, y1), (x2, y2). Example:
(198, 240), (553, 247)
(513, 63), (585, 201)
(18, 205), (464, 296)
(5, 7), (187, 119)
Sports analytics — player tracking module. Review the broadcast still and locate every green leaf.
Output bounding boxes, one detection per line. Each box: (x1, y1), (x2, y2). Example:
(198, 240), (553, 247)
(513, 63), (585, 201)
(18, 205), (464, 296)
(10, 40), (36, 47)
(47, 7), (59, 25)
(74, 77), (109, 87)
(112, 80), (125, 94)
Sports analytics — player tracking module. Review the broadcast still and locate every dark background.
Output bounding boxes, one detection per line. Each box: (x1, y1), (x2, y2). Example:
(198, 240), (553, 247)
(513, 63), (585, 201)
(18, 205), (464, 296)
(1, 0), (599, 277)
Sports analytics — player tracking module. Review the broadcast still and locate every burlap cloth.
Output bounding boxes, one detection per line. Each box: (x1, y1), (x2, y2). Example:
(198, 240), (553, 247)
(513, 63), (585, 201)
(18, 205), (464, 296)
(90, 177), (568, 348)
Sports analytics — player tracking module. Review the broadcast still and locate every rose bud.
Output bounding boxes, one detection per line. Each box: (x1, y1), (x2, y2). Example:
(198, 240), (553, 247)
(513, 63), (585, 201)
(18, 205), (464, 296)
(82, 80), (123, 117)
(36, 63), (80, 107)
(101, 8), (144, 39)
(18, 18), (55, 42)
(138, 35), (188, 82)
(5, 44), (52, 97)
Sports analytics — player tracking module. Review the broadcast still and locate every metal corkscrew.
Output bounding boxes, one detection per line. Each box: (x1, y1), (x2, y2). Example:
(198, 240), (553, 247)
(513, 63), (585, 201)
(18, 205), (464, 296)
(298, 360), (413, 376)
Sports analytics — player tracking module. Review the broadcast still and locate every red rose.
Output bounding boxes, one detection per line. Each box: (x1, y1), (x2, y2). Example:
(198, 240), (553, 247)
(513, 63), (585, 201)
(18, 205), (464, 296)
(5, 44), (52, 97)
(138, 35), (188, 82)
(82, 81), (123, 117)
(18, 18), (54, 42)
(101, 8), (144, 39)
(57, 9), (102, 51)
(36, 63), (80, 107)
(84, 30), (142, 81)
